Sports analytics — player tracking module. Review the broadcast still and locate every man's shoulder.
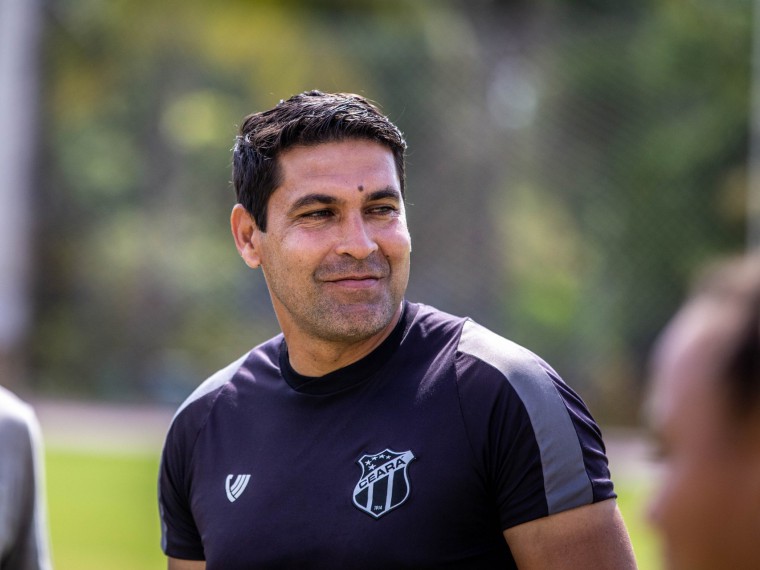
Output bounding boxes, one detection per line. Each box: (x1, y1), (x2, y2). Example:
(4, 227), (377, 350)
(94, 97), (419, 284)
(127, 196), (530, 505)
(408, 303), (539, 368)
(438, 316), (585, 427)
(457, 319), (545, 373)
(171, 335), (283, 424)
(408, 301), (464, 323)
(405, 301), (469, 340)
(454, 318), (572, 406)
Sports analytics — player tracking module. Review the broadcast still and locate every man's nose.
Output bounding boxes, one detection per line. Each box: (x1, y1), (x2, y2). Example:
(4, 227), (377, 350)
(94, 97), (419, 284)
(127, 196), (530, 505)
(334, 214), (379, 259)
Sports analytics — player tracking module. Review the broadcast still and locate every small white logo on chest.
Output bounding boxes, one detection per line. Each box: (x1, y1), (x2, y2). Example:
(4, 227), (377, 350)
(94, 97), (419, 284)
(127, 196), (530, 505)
(225, 474), (251, 502)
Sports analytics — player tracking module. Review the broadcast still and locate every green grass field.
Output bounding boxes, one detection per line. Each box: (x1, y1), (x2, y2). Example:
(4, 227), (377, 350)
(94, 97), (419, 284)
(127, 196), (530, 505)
(46, 450), (166, 570)
(45, 449), (661, 570)
(616, 478), (663, 570)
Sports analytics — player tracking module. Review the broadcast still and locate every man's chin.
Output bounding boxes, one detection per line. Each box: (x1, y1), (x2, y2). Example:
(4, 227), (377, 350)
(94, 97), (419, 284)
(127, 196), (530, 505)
(316, 302), (397, 342)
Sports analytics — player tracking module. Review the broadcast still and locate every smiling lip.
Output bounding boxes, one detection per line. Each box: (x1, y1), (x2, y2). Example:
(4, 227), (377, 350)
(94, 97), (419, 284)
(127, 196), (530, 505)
(324, 275), (383, 289)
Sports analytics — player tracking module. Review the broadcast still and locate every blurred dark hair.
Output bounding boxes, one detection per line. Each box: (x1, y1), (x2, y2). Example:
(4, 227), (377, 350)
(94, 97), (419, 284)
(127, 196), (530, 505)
(232, 90), (407, 232)
(692, 252), (760, 418)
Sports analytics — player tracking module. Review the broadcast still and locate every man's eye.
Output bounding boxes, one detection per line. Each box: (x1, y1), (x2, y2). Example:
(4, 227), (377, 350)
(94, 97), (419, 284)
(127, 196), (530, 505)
(368, 205), (396, 215)
(303, 209), (332, 218)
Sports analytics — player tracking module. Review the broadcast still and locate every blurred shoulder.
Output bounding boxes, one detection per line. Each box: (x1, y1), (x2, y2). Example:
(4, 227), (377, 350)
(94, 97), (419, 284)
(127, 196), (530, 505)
(0, 386), (41, 461)
(0, 385), (37, 428)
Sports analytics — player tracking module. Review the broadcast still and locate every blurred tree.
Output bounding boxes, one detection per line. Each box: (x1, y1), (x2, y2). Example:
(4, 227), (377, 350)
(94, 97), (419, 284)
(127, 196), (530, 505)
(499, 0), (752, 420)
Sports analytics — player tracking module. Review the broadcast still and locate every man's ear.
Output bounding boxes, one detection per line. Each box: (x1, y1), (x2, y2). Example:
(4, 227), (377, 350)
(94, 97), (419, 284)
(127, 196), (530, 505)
(231, 204), (262, 269)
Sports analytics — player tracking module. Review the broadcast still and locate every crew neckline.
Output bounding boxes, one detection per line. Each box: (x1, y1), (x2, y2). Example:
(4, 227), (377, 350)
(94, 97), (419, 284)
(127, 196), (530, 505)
(280, 301), (416, 395)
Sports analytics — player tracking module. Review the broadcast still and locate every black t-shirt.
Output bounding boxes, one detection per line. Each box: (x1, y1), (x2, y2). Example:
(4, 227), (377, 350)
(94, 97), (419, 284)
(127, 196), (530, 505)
(159, 302), (615, 569)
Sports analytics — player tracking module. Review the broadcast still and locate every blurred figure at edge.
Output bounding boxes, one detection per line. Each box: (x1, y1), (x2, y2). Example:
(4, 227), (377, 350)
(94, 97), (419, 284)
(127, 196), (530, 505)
(648, 252), (760, 570)
(0, 386), (52, 570)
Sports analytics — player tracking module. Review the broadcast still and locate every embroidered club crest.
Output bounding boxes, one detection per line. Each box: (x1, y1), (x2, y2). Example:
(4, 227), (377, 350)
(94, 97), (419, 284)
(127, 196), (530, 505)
(353, 448), (415, 519)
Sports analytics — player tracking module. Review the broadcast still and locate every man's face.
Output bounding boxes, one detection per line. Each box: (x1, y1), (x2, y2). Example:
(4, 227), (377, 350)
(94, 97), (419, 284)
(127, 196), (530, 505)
(647, 300), (760, 570)
(244, 139), (411, 346)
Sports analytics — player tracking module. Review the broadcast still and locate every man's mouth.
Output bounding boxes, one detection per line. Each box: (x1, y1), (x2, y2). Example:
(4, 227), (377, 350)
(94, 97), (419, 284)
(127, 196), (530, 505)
(331, 275), (379, 281)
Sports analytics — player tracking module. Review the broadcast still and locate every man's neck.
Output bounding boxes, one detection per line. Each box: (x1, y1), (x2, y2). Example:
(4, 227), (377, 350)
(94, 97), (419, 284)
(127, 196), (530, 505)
(283, 308), (403, 377)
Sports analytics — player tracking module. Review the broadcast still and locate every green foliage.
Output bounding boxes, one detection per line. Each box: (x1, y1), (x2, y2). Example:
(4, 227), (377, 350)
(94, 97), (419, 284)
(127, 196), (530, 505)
(492, 1), (753, 419)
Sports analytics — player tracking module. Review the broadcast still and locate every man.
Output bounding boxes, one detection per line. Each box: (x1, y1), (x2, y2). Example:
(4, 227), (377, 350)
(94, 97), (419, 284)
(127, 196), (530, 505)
(0, 386), (52, 570)
(647, 252), (760, 570)
(158, 90), (637, 569)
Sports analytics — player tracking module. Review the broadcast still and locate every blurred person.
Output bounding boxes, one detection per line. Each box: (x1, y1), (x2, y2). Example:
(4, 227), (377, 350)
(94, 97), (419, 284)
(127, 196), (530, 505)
(158, 90), (637, 570)
(648, 252), (760, 570)
(0, 386), (52, 570)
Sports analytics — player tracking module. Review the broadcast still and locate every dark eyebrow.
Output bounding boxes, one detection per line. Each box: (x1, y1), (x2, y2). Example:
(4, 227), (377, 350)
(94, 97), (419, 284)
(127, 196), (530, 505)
(288, 193), (338, 215)
(367, 186), (402, 202)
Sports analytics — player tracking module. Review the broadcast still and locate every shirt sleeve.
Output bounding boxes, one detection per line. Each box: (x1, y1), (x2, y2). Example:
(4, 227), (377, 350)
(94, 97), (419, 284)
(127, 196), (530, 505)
(158, 353), (250, 561)
(158, 412), (206, 561)
(455, 320), (615, 531)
